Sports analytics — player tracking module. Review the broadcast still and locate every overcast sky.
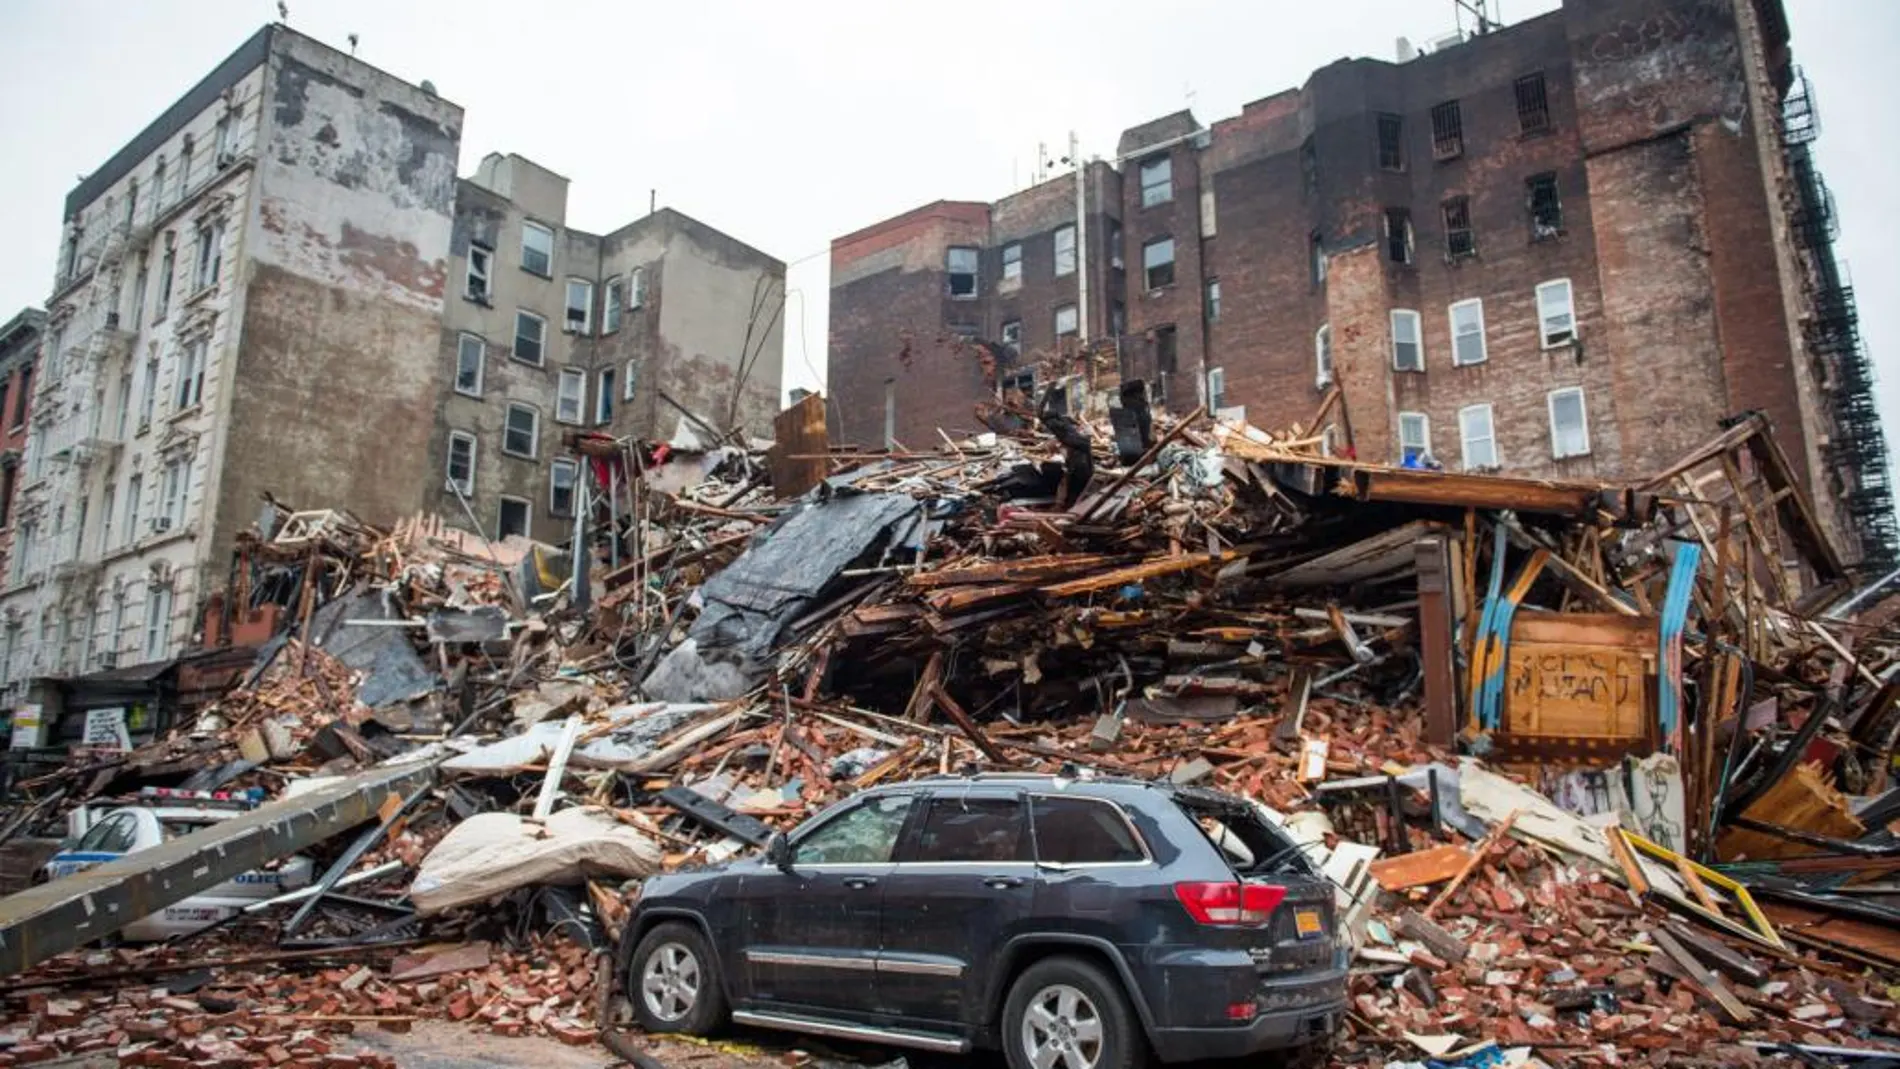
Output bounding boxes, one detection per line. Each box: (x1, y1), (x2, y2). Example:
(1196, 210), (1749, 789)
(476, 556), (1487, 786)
(2, 0), (1896, 453)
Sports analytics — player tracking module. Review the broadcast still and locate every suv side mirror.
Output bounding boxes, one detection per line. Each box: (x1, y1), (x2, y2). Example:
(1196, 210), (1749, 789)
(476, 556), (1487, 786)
(765, 832), (792, 871)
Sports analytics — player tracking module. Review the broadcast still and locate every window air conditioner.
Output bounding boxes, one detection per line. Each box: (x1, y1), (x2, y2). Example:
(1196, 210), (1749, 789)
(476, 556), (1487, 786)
(151, 516), (172, 534)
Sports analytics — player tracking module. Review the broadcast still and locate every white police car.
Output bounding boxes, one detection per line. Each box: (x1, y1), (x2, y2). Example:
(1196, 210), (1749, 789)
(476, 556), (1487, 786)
(38, 787), (316, 941)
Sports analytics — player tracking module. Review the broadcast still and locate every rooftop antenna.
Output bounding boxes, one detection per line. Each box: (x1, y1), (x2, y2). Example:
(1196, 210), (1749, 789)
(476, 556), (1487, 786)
(1453, 0), (1498, 35)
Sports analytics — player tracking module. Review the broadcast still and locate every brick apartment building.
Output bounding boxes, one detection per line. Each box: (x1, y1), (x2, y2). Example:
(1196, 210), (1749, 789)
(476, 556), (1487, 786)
(0, 311), (42, 582)
(828, 0), (1896, 571)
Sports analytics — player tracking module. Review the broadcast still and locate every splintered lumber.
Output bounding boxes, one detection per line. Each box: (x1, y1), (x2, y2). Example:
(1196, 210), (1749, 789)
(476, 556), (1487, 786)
(1717, 763), (1864, 862)
(1425, 809), (1519, 919)
(1042, 550), (1244, 599)
(1396, 910), (1469, 964)
(929, 685), (1008, 764)
(1650, 927), (1755, 1024)
(1661, 920), (1769, 986)
(907, 554), (1118, 588)
(1368, 845), (1474, 892)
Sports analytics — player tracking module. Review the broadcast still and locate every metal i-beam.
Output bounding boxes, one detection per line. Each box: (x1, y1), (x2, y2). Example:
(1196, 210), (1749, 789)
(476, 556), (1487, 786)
(0, 759), (437, 976)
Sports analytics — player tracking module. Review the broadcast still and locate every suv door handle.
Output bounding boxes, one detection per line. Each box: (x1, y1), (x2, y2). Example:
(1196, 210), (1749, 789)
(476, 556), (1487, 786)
(984, 875), (1026, 889)
(843, 876), (878, 889)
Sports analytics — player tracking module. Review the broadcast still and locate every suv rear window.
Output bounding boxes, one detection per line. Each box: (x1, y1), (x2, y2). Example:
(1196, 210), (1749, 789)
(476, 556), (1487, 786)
(909, 797), (1031, 862)
(1173, 794), (1311, 875)
(1031, 796), (1146, 864)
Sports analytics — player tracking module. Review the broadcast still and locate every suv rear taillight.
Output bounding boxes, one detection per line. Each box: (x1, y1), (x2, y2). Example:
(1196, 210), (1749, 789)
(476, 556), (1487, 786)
(1173, 881), (1287, 926)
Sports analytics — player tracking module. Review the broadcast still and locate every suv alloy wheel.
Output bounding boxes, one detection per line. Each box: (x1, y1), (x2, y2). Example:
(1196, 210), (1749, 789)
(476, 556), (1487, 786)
(1003, 957), (1143, 1069)
(630, 922), (728, 1035)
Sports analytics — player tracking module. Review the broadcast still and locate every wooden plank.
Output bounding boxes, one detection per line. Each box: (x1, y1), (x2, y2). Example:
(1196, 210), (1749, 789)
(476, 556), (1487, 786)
(930, 685), (1008, 764)
(1511, 613), (1657, 647)
(1606, 827), (1650, 898)
(1355, 468), (1598, 516)
(907, 554), (1117, 589)
(1368, 845), (1474, 891)
(1662, 920), (1769, 986)
(1042, 550), (1243, 599)
(1674, 854), (1724, 918)
(768, 392), (829, 499)
(1425, 810), (1519, 919)
(1651, 927), (1754, 1024)
(1263, 521), (1437, 589)
(1416, 534), (1459, 746)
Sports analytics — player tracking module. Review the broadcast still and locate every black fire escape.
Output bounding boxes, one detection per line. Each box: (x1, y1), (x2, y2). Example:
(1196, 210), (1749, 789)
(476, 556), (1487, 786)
(1784, 68), (1899, 572)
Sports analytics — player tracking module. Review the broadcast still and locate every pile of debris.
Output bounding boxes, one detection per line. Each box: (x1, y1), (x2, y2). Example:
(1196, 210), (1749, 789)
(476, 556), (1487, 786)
(5, 395), (1900, 1068)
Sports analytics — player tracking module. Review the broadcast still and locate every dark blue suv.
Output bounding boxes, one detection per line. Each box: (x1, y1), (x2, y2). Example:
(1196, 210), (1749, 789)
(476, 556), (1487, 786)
(618, 773), (1347, 1069)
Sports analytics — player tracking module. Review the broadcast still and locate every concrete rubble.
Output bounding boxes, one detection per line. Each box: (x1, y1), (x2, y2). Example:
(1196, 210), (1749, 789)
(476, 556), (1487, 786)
(4, 403), (1900, 1068)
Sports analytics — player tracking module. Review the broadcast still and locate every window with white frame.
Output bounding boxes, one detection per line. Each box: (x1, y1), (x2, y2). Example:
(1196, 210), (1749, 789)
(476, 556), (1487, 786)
(1398, 411), (1431, 464)
(1001, 243), (1022, 284)
(98, 486), (115, 555)
(1142, 237), (1175, 290)
(946, 247), (979, 298)
(1206, 367), (1226, 411)
(513, 310), (546, 365)
(193, 220), (223, 292)
(1054, 304), (1079, 337)
(624, 360), (640, 401)
(144, 585), (173, 660)
(1449, 299), (1487, 366)
(1054, 226), (1076, 277)
(497, 497), (531, 540)
(1200, 189), (1217, 237)
(175, 338), (206, 410)
(1140, 156), (1172, 207)
(556, 368), (586, 424)
(503, 403), (538, 458)
(603, 277), (623, 333)
(115, 372), (131, 439)
(521, 221), (553, 275)
(564, 278), (593, 334)
(123, 474), (142, 545)
(1548, 387), (1590, 458)
(455, 334), (484, 397)
(161, 457), (188, 527)
(1391, 310), (1423, 372)
(1315, 324), (1333, 389)
(1536, 279), (1576, 347)
(446, 431), (476, 495)
(139, 357), (158, 429)
(466, 245), (492, 302)
(156, 236), (175, 319)
(1458, 403), (1499, 470)
(628, 267), (647, 308)
(597, 368), (616, 424)
(550, 459), (579, 518)
(1321, 425), (1339, 457)
(1205, 279), (1221, 323)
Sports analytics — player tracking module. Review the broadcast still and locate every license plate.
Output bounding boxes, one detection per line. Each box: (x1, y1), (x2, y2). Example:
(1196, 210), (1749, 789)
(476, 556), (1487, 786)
(1294, 909), (1324, 938)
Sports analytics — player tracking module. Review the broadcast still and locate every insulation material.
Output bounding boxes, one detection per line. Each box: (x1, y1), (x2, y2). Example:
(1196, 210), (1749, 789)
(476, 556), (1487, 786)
(409, 806), (662, 915)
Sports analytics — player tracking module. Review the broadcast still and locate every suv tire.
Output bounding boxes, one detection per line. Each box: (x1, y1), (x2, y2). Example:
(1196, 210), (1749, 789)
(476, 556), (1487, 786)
(1003, 957), (1144, 1069)
(629, 922), (726, 1036)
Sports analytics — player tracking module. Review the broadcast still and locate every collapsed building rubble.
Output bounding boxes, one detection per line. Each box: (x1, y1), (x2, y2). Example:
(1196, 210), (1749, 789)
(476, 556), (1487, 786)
(4, 398), (1900, 1067)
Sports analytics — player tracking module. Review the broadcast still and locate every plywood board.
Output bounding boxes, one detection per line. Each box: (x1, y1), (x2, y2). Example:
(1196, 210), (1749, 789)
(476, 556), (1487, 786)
(1368, 844), (1473, 891)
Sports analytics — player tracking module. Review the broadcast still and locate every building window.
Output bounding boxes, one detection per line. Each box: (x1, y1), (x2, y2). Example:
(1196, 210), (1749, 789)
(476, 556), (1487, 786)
(624, 360), (640, 400)
(123, 474), (142, 544)
(497, 497), (530, 540)
(1315, 324), (1333, 389)
(564, 278), (593, 334)
(1450, 299), (1487, 365)
(597, 368), (616, 424)
(1385, 208), (1413, 265)
(115, 372), (130, 439)
(1205, 279), (1221, 323)
(1399, 412), (1431, 465)
(144, 586), (173, 661)
(550, 459), (579, 518)
(1200, 190), (1217, 238)
(193, 220), (223, 292)
(1443, 197), (1475, 259)
(131, 258), (148, 330)
(1321, 425), (1339, 457)
(1391, 310), (1423, 371)
(97, 486), (113, 554)
(0, 466), (11, 529)
(1142, 237), (1175, 290)
(1459, 403), (1499, 470)
(1001, 243), (1022, 284)
(446, 431), (476, 495)
(1001, 368), (1035, 401)
(1548, 387), (1590, 459)
(1139, 156), (1172, 207)
(214, 110), (235, 161)
(1376, 113), (1405, 171)
(946, 247), (979, 298)
(503, 403), (539, 458)
(513, 310), (546, 365)
(466, 245), (492, 303)
(1054, 226), (1076, 277)
(1054, 304), (1078, 337)
(139, 357), (158, 429)
(1154, 325), (1178, 374)
(455, 334), (484, 397)
(124, 179), (138, 228)
(521, 221), (554, 276)
(628, 267), (647, 308)
(1110, 300), (1125, 337)
(1001, 320), (1022, 354)
(1299, 138), (1318, 197)
(1515, 72), (1551, 134)
(177, 135), (194, 201)
(156, 235), (175, 318)
(1431, 100), (1464, 160)
(1206, 367), (1226, 412)
(152, 157), (166, 209)
(174, 338), (206, 410)
(1310, 231), (1326, 285)
(1536, 279), (1577, 347)
(1527, 173), (1562, 238)
(602, 277), (623, 332)
(556, 368), (586, 424)
(160, 457), (188, 528)
(1108, 222), (1123, 269)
